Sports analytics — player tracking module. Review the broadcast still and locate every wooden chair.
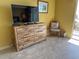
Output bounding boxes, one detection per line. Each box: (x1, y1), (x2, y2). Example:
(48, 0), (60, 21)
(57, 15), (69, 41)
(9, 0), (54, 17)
(50, 20), (61, 36)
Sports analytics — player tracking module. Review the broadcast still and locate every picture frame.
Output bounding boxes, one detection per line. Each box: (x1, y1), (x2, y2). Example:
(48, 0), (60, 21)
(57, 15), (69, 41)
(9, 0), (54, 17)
(39, 1), (48, 13)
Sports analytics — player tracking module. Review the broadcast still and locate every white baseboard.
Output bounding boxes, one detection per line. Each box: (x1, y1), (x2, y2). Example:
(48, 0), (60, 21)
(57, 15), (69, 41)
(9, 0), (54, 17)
(0, 44), (13, 51)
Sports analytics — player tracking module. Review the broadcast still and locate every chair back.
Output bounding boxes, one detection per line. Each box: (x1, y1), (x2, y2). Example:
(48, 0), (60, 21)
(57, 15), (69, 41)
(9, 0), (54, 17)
(51, 21), (60, 29)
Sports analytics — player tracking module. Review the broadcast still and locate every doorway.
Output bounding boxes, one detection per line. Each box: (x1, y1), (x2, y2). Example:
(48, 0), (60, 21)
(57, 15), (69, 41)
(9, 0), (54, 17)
(72, 0), (79, 40)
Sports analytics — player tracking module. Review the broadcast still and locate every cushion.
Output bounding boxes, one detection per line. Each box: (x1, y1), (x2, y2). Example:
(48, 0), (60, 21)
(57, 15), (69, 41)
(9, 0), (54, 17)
(51, 29), (60, 32)
(51, 22), (59, 29)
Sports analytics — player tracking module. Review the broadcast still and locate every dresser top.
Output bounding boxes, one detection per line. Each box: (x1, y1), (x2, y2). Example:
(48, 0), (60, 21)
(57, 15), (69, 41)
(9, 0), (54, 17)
(13, 22), (44, 27)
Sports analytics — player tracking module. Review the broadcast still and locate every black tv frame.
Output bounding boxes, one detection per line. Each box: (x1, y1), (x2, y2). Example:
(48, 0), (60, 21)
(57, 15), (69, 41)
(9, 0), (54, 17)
(11, 4), (39, 24)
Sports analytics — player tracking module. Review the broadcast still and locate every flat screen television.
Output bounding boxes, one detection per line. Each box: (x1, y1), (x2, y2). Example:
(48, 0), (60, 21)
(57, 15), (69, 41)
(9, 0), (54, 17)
(11, 4), (39, 24)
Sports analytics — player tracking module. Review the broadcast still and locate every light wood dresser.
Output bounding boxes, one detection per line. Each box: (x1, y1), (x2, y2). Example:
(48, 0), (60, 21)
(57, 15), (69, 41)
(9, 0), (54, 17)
(14, 23), (47, 51)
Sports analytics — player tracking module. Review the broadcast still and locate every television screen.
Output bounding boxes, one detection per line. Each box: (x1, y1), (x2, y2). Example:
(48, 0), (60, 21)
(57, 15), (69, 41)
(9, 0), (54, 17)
(11, 5), (39, 24)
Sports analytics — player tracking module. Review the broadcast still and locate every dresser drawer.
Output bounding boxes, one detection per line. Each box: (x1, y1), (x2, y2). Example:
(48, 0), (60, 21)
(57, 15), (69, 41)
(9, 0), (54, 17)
(18, 37), (35, 46)
(17, 33), (35, 40)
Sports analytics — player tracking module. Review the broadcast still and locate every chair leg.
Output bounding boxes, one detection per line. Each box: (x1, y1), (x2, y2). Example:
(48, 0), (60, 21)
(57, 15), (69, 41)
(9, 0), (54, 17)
(58, 31), (60, 38)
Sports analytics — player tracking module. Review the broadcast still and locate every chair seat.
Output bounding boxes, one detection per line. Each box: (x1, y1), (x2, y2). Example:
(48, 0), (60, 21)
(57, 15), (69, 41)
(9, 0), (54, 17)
(51, 29), (60, 32)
